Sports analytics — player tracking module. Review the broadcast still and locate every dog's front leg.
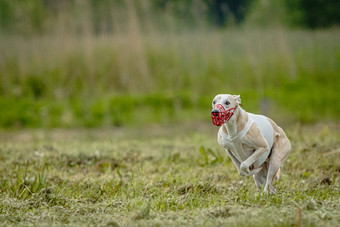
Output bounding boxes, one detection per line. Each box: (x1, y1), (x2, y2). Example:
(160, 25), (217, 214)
(225, 149), (242, 174)
(240, 146), (268, 175)
(226, 149), (263, 176)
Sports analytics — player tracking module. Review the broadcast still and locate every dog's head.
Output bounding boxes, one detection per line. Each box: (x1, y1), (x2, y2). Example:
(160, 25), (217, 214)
(211, 94), (241, 126)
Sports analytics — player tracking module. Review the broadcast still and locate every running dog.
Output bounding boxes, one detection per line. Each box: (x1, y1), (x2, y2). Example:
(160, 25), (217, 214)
(211, 94), (291, 194)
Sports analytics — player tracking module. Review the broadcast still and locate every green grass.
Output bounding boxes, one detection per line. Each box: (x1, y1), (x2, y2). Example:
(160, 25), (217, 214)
(0, 29), (340, 128)
(0, 124), (339, 226)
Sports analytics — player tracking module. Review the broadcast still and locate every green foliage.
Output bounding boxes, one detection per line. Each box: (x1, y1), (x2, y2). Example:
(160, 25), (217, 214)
(0, 29), (339, 128)
(245, 0), (290, 27)
(0, 125), (339, 225)
(0, 0), (252, 34)
(198, 146), (225, 166)
(0, 0), (12, 31)
(0, 0), (339, 35)
(245, 0), (340, 28)
(285, 0), (340, 28)
(0, 2), (339, 129)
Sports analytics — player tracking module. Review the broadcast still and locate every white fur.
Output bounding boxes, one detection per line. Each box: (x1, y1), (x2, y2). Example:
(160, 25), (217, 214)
(212, 94), (291, 194)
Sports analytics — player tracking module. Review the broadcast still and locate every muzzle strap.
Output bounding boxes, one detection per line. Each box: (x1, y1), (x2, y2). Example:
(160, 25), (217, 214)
(211, 104), (238, 126)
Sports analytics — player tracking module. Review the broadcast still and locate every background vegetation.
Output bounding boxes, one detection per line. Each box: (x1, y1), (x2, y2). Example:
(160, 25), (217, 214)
(0, 0), (339, 128)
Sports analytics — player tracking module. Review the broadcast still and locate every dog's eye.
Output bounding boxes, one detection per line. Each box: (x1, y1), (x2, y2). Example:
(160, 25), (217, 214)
(213, 101), (216, 105)
(225, 101), (230, 105)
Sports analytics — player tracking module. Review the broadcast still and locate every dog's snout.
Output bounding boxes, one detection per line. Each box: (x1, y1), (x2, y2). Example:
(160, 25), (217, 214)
(211, 109), (219, 114)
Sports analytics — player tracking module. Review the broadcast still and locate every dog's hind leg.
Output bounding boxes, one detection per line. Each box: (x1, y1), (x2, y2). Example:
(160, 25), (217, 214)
(253, 163), (268, 189)
(263, 134), (291, 194)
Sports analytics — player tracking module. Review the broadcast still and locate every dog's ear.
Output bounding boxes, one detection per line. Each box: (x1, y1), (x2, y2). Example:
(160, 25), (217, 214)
(233, 95), (241, 105)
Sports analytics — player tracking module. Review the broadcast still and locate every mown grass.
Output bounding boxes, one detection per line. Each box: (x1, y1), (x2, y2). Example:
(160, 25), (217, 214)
(1, 29), (340, 128)
(0, 124), (339, 226)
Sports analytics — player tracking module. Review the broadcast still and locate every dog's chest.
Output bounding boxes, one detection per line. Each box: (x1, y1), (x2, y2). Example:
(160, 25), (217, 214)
(218, 112), (275, 168)
(220, 132), (254, 161)
(220, 134), (235, 150)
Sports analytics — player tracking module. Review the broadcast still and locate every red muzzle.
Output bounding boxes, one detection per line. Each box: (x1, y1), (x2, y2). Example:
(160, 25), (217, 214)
(211, 104), (237, 126)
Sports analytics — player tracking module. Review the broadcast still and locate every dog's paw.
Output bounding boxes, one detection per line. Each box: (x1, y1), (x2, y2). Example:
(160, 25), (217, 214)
(263, 185), (276, 194)
(239, 170), (248, 176)
(240, 162), (250, 175)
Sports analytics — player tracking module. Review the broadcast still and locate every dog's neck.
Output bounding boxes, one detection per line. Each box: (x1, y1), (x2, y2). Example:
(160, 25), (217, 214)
(222, 106), (248, 138)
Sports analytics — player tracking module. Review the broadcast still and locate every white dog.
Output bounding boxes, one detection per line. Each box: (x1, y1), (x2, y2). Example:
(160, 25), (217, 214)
(211, 94), (291, 194)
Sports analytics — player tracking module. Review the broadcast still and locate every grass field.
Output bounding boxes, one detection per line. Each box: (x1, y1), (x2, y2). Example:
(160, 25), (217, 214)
(0, 123), (339, 226)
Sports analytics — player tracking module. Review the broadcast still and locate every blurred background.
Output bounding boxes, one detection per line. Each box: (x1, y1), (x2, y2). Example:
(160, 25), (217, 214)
(0, 0), (339, 128)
